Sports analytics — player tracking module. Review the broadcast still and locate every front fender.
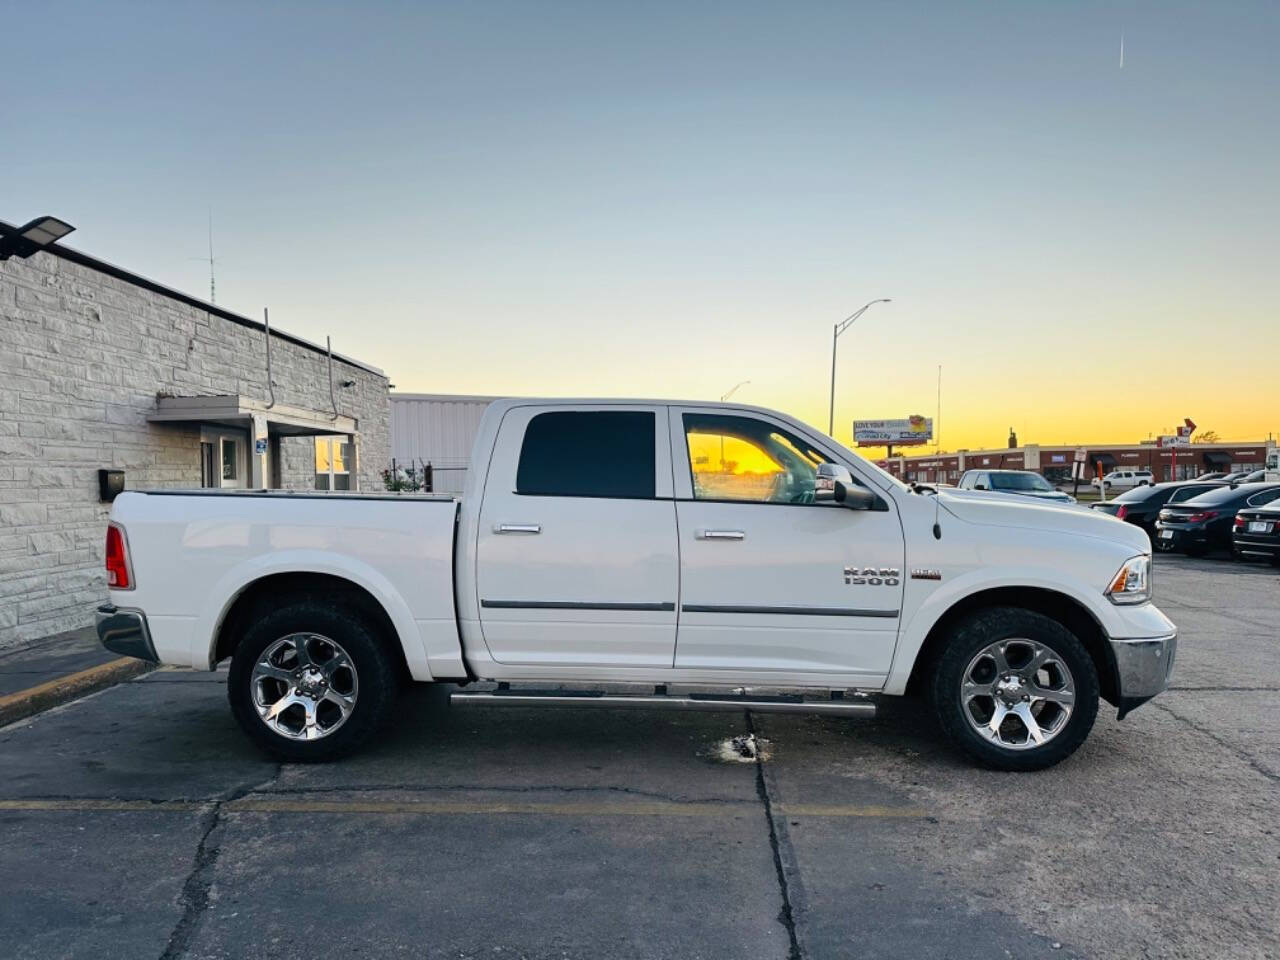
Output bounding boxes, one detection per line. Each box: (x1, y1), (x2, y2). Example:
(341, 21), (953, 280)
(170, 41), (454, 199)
(883, 563), (1132, 696)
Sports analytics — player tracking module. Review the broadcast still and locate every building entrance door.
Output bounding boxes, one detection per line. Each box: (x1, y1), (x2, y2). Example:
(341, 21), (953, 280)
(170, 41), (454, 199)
(200, 428), (248, 489)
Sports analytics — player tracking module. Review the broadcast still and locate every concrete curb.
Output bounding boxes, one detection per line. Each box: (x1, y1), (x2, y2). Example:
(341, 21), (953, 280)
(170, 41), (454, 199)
(0, 657), (154, 727)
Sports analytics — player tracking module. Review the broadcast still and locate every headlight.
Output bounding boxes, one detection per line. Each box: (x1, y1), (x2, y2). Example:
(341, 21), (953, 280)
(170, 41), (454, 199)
(1105, 555), (1151, 605)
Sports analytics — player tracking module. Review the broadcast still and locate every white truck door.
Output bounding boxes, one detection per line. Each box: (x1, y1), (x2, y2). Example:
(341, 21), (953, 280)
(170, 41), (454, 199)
(475, 405), (678, 668)
(670, 408), (904, 680)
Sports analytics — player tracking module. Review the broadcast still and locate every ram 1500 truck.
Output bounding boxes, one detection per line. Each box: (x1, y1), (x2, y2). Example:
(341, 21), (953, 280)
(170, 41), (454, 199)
(96, 399), (1176, 770)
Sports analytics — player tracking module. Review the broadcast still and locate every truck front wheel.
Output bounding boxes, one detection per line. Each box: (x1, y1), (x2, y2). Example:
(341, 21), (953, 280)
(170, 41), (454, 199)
(930, 607), (1099, 771)
(228, 597), (399, 762)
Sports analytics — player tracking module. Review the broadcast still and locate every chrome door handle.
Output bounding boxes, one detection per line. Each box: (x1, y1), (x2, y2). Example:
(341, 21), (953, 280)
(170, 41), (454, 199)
(696, 529), (745, 541)
(494, 523), (541, 534)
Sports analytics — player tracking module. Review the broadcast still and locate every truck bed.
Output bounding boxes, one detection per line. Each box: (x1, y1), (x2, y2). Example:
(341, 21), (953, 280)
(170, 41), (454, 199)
(108, 490), (464, 679)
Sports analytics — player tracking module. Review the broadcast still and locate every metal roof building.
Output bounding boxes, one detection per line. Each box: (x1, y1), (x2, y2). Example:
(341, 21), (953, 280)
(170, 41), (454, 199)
(389, 393), (500, 494)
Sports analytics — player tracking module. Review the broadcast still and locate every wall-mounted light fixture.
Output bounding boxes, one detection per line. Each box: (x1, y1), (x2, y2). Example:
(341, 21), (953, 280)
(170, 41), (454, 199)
(0, 216), (76, 260)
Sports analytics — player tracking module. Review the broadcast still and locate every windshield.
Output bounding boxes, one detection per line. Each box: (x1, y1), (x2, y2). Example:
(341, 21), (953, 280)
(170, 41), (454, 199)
(989, 472), (1054, 492)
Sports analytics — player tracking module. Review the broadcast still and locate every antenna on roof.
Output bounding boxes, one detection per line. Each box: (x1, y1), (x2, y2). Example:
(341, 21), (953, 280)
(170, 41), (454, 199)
(189, 208), (217, 304)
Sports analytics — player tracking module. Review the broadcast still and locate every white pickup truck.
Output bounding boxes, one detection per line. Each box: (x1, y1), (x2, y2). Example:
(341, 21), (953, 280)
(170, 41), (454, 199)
(97, 399), (1176, 771)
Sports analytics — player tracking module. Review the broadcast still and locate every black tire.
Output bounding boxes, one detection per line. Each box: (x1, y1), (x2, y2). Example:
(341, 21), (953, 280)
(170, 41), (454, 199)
(930, 607), (1100, 771)
(228, 595), (400, 762)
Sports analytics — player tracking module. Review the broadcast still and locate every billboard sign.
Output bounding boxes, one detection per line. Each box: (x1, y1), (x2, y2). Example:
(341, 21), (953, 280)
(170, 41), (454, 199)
(853, 416), (933, 446)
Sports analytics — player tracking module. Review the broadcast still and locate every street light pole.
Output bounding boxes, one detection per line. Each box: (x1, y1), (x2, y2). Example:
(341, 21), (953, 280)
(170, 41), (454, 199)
(718, 381), (750, 470)
(828, 299), (891, 437)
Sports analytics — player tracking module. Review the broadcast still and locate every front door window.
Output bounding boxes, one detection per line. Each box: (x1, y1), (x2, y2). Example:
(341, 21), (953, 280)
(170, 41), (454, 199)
(683, 413), (832, 505)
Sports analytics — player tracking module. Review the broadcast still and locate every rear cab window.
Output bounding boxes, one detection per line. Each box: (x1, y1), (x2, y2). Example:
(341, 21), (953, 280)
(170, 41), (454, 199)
(516, 410), (656, 499)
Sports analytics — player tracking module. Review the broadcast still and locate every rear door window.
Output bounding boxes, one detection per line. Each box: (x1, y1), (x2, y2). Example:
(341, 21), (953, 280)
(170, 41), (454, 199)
(1246, 488), (1280, 507)
(516, 411), (656, 499)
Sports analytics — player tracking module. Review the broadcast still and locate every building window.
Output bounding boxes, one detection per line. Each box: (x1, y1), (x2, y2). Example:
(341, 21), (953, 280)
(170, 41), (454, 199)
(315, 436), (354, 491)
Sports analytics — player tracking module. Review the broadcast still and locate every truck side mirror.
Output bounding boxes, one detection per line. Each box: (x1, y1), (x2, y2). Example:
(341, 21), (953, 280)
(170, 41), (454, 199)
(974, 483), (987, 491)
(815, 462), (853, 503)
(816, 463), (877, 510)
(836, 484), (877, 510)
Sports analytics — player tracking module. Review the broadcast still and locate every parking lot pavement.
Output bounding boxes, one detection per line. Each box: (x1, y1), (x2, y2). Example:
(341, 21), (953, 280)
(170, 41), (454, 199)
(0, 554), (1276, 960)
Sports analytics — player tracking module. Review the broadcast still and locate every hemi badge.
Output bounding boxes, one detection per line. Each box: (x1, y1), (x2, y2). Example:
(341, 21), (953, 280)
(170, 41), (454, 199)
(910, 569), (942, 581)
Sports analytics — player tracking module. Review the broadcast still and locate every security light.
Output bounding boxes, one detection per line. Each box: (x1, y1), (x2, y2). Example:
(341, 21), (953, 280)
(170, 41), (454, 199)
(0, 216), (76, 260)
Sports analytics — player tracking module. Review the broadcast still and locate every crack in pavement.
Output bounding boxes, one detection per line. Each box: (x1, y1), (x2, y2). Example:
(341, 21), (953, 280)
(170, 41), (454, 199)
(746, 711), (803, 960)
(1153, 598), (1273, 632)
(157, 764), (284, 960)
(1150, 701), (1279, 784)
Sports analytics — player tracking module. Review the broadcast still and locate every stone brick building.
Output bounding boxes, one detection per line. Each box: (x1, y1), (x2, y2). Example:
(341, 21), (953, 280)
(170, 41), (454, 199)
(0, 219), (390, 647)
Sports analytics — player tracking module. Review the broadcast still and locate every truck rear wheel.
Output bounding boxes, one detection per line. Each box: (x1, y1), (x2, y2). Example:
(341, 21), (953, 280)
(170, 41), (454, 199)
(228, 597), (399, 762)
(930, 607), (1099, 771)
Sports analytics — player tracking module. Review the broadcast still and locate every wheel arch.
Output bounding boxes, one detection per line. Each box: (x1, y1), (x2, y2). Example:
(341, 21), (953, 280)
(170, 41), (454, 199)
(903, 586), (1119, 706)
(211, 571), (413, 683)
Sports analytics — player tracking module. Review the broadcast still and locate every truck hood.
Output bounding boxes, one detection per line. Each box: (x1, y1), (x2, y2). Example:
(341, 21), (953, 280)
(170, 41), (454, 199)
(936, 488), (1150, 554)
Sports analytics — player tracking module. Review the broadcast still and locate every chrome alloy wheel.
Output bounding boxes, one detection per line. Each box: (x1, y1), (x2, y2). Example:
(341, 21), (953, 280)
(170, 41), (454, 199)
(250, 633), (359, 741)
(961, 638), (1075, 751)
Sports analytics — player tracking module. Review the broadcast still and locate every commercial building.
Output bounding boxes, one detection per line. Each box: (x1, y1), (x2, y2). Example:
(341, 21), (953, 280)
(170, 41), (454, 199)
(882, 440), (1275, 485)
(0, 217), (390, 647)
(389, 393), (499, 495)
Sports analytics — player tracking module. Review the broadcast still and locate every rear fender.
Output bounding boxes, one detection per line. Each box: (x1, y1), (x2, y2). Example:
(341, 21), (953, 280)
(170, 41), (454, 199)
(197, 551), (438, 680)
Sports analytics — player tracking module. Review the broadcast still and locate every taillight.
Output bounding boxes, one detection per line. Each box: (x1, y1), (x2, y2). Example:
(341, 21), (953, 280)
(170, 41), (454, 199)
(105, 523), (133, 590)
(1185, 511), (1219, 524)
(1234, 515), (1246, 529)
(1116, 505), (1128, 520)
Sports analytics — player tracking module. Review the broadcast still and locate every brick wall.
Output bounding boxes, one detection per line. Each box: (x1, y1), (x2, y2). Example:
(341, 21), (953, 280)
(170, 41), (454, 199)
(0, 249), (390, 646)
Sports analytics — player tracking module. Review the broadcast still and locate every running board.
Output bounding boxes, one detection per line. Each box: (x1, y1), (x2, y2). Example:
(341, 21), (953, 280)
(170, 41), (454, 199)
(449, 688), (875, 717)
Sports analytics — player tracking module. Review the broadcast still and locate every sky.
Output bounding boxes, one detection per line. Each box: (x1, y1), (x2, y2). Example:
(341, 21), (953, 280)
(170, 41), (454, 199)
(4, 1), (1277, 453)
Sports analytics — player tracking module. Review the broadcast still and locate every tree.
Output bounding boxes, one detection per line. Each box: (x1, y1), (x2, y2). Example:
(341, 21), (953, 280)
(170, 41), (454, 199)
(1193, 430), (1220, 444)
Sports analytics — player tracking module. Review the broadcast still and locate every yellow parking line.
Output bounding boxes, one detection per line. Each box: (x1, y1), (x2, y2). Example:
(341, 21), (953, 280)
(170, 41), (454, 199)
(0, 796), (930, 819)
(0, 798), (206, 813)
(228, 798), (745, 816)
(777, 803), (929, 818)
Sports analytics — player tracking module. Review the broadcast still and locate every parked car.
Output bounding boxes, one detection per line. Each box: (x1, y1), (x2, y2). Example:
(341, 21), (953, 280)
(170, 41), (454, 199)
(1216, 472), (1250, 484)
(956, 469), (1076, 504)
(1233, 501), (1280, 563)
(1092, 469), (1154, 491)
(1155, 482), (1280, 555)
(1195, 472), (1227, 481)
(1091, 480), (1226, 536)
(1239, 469), (1266, 484)
(96, 398), (1175, 772)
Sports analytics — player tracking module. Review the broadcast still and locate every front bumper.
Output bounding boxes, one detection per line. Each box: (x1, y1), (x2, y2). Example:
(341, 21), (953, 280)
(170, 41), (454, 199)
(95, 604), (159, 663)
(1109, 630), (1177, 719)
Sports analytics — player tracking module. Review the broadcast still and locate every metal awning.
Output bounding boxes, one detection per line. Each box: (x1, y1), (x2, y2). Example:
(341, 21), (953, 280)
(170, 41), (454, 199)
(1091, 453), (1117, 467)
(148, 395), (356, 437)
(1201, 451), (1232, 466)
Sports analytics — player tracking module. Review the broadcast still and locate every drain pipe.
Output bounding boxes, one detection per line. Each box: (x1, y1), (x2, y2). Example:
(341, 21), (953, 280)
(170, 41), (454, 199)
(327, 336), (339, 421)
(264, 308), (276, 409)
